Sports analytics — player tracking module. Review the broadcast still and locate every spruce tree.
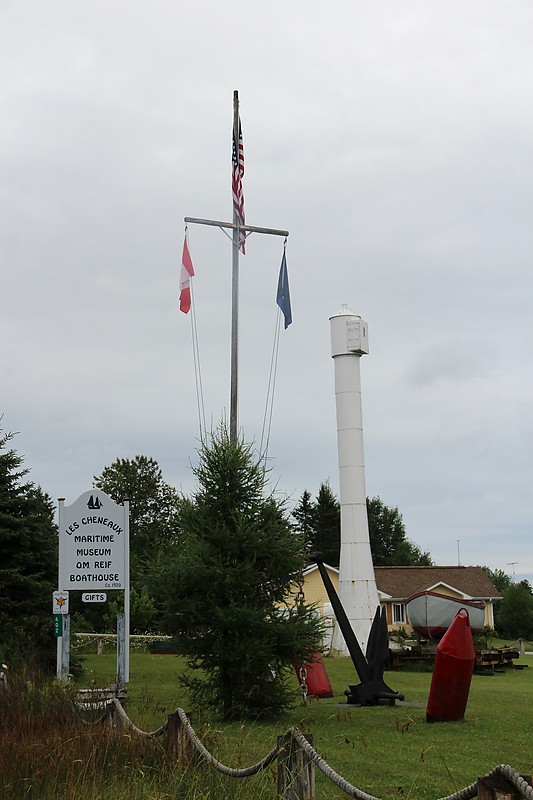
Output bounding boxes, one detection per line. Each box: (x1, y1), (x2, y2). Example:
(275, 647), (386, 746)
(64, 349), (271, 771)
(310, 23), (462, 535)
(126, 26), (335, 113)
(291, 489), (315, 550)
(312, 482), (341, 567)
(293, 488), (432, 568)
(0, 431), (58, 668)
(292, 482), (341, 567)
(151, 424), (323, 719)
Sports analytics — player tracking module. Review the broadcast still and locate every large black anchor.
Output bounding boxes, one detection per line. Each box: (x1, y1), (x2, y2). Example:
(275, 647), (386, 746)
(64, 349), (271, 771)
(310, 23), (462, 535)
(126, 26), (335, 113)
(311, 553), (404, 706)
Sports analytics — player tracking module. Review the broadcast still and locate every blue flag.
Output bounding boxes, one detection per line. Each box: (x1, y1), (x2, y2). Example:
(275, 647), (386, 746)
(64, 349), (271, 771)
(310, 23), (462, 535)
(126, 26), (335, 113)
(276, 252), (292, 329)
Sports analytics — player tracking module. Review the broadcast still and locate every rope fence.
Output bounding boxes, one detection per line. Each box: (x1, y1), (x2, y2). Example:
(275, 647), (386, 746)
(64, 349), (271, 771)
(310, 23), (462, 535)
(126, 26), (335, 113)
(71, 632), (160, 653)
(73, 695), (533, 800)
(506, 639), (533, 653)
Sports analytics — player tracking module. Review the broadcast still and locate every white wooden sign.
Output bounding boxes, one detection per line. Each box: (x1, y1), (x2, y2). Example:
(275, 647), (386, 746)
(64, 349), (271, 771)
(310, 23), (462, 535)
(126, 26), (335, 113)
(59, 491), (128, 591)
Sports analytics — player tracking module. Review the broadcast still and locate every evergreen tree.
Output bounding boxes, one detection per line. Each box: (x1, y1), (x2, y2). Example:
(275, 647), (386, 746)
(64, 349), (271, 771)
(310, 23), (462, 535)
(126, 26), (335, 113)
(292, 488), (432, 567)
(292, 483), (341, 566)
(291, 489), (315, 549)
(0, 431), (58, 668)
(150, 424), (323, 719)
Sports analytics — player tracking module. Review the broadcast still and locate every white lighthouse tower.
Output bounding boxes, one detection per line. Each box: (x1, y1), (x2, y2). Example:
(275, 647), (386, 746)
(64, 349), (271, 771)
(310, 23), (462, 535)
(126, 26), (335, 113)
(330, 305), (379, 655)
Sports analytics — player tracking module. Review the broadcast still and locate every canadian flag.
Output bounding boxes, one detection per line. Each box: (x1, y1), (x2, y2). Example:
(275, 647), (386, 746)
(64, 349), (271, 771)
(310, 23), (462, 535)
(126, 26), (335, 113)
(180, 237), (195, 314)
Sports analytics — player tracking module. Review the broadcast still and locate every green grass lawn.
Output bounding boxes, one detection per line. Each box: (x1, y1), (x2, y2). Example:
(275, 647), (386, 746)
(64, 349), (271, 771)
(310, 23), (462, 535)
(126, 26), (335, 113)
(76, 647), (533, 800)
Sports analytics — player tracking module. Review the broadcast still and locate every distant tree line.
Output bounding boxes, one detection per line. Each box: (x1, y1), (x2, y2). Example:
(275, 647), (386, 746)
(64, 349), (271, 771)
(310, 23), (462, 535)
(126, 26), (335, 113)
(291, 481), (433, 568)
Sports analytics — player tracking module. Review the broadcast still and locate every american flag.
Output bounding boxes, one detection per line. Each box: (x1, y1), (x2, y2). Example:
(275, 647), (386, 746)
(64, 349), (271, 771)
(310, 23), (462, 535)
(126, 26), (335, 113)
(232, 117), (246, 254)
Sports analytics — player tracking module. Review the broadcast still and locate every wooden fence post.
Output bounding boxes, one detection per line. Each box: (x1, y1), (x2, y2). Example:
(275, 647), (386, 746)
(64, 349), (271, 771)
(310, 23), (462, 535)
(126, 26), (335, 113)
(478, 774), (532, 800)
(116, 613), (126, 691)
(166, 711), (194, 764)
(111, 702), (122, 730)
(277, 731), (315, 800)
(100, 701), (122, 730)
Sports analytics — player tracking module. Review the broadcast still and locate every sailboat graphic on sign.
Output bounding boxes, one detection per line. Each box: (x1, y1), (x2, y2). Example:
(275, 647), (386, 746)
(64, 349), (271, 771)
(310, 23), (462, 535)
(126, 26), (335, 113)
(87, 495), (102, 510)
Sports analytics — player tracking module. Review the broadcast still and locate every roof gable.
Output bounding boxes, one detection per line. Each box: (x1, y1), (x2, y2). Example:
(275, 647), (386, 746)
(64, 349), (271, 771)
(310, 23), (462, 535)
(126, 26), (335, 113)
(374, 566), (501, 600)
(427, 581), (471, 599)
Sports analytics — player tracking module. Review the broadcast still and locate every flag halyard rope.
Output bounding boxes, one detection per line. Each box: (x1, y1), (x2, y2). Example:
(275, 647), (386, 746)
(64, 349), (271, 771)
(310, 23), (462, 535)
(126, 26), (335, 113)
(259, 306), (282, 468)
(260, 237), (290, 467)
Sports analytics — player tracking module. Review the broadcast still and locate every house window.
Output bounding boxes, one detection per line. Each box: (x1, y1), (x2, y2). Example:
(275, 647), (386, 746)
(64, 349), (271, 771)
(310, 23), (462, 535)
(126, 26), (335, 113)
(392, 603), (406, 624)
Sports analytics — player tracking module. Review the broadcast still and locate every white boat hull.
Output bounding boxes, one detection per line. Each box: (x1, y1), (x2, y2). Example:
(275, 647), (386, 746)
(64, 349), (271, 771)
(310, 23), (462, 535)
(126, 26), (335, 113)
(406, 591), (485, 639)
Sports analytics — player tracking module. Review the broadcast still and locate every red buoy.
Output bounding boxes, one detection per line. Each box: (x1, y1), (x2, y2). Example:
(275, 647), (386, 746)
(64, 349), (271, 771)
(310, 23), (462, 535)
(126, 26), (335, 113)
(426, 608), (475, 722)
(294, 653), (334, 699)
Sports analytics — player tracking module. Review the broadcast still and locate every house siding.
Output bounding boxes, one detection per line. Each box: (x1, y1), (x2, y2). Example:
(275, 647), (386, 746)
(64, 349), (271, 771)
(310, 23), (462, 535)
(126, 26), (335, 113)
(290, 564), (500, 634)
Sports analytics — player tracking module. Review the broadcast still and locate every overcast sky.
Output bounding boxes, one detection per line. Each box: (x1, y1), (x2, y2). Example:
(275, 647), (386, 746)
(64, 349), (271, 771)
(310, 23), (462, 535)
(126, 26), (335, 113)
(2, 1), (532, 584)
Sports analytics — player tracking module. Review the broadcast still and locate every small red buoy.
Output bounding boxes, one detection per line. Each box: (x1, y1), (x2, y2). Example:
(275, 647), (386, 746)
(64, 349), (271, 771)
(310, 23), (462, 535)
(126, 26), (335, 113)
(294, 653), (334, 699)
(426, 608), (475, 722)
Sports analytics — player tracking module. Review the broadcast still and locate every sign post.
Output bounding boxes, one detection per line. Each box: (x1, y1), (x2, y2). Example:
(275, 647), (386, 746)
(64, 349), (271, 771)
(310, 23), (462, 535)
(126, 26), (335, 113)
(58, 490), (130, 684)
(116, 612), (125, 691)
(60, 614), (70, 680)
(123, 501), (130, 682)
(53, 591), (69, 678)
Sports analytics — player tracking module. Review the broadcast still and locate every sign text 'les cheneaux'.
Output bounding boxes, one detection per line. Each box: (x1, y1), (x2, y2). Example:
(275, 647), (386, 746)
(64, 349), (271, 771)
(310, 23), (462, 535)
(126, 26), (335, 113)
(65, 516), (123, 541)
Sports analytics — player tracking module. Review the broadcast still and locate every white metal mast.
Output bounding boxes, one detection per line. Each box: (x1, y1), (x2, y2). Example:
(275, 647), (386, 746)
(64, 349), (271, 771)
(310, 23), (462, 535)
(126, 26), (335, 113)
(185, 90), (288, 442)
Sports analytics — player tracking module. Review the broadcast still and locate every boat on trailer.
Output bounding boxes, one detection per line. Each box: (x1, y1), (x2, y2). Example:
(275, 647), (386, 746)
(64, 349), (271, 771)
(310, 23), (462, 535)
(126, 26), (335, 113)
(406, 590), (485, 639)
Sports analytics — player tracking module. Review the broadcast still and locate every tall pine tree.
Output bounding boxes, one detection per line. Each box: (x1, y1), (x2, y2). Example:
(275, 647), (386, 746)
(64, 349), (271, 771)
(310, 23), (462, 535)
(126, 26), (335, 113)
(293, 488), (432, 567)
(150, 424), (323, 719)
(0, 431), (58, 668)
(292, 482), (341, 566)
(291, 489), (315, 550)
(313, 482), (341, 567)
